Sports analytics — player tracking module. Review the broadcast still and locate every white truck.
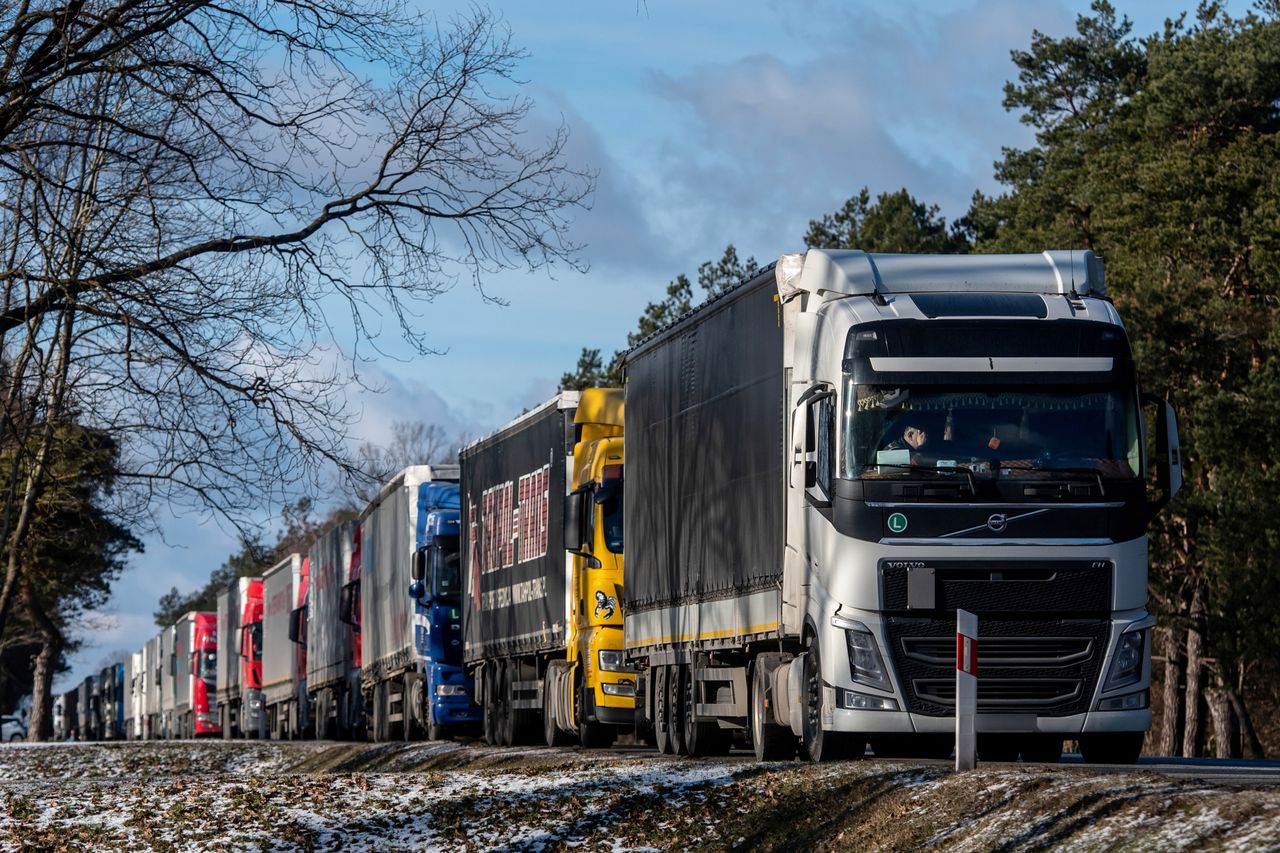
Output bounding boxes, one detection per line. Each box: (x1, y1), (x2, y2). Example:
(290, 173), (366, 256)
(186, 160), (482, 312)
(623, 249), (1181, 764)
(262, 554), (309, 739)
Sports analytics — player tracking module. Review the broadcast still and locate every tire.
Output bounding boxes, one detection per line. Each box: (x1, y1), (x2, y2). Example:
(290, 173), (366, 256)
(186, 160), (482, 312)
(667, 664), (687, 756)
(402, 675), (419, 742)
(482, 666), (498, 746)
(802, 643), (863, 762)
(682, 663), (717, 757)
(373, 682), (388, 743)
(1078, 732), (1144, 765)
(315, 692), (332, 741)
(497, 661), (514, 748)
(653, 665), (671, 755)
(542, 672), (571, 747)
(751, 661), (795, 762)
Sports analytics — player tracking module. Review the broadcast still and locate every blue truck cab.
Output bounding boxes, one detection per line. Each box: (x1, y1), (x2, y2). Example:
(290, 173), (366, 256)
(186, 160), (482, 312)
(410, 481), (482, 736)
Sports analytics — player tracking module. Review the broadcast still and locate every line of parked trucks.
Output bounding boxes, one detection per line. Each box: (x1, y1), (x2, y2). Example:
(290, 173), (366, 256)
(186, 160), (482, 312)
(53, 248), (1183, 764)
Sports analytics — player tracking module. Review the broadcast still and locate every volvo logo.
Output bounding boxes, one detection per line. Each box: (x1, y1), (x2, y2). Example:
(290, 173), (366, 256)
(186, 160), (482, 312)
(986, 513), (1008, 532)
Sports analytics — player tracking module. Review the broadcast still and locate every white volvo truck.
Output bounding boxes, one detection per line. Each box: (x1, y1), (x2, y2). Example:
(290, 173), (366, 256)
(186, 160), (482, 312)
(622, 249), (1181, 764)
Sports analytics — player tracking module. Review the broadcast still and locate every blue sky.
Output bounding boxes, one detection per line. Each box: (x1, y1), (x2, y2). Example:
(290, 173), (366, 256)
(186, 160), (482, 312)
(61, 0), (1200, 688)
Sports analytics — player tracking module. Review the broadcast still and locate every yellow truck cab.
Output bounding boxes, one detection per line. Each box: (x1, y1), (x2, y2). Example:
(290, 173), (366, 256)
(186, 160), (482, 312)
(565, 388), (630, 744)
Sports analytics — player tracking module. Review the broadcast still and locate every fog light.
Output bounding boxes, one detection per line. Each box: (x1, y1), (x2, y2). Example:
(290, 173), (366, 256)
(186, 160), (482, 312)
(842, 690), (899, 712)
(1097, 689), (1148, 712)
(435, 683), (467, 697)
(602, 681), (635, 697)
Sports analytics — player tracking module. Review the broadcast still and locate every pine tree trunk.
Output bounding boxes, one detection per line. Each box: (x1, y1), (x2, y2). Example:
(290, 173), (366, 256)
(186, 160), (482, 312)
(1182, 586), (1207, 758)
(1229, 688), (1266, 760)
(1157, 627), (1184, 757)
(1206, 688), (1236, 759)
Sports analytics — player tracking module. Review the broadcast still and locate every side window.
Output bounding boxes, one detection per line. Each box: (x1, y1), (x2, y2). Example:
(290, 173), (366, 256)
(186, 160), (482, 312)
(811, 394), (835, 498)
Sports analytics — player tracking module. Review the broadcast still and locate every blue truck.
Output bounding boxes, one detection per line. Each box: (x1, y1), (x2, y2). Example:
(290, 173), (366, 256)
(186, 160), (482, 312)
(410, 481), (482, 739)
(359, 466), (481, 741)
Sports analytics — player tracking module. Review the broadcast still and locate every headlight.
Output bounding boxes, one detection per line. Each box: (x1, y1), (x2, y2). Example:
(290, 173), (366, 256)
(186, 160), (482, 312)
(598, 650), (633, 673)
(1104, 629), (1146, 691)
(435, 683), (467, 697)
(834, 616), (891, 691)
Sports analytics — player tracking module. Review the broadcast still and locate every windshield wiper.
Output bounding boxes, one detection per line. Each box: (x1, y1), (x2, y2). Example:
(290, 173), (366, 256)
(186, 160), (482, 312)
(870, 463), (978, 495)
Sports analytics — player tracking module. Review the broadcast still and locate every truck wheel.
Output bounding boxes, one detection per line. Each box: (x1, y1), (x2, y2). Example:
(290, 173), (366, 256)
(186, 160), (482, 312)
(372, 682), (388, 742)
(482, 666), (498, 746)
(315, 692), (331, 741)
(667, 665), (688, 756)
(802, 642), (863, 762)
(682, 663), (716, 757)
(751, 661), (795, 762)
(402, 674), (420, 742)
(542, 672), (571, 747)
(497, 661), (515, 747)
(653, 665), (670, 754)
(1078, 732), (1143, 765)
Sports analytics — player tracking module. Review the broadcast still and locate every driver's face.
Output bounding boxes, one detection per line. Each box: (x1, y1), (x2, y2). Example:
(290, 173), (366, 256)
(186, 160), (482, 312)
(903, 426), (927, 449)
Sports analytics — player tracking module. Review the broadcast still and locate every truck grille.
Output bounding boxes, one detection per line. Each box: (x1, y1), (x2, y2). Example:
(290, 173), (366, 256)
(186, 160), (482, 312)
(884, 617), (1108, 717)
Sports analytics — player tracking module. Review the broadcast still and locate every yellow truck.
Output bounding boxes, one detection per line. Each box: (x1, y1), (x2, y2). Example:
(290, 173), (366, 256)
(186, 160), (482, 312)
(461, 388), (632, 747)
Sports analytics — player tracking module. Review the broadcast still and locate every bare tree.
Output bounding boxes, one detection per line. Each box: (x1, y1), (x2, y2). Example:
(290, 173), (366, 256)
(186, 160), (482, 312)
(353, 420), (464, 502)
(0, 0), (592, 664)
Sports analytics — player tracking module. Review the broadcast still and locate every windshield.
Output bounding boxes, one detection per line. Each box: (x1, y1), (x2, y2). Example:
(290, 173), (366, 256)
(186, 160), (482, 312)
(844, 383), (1141, 480)
(433, 537), (461, 601)
(199, 650), (216, 681)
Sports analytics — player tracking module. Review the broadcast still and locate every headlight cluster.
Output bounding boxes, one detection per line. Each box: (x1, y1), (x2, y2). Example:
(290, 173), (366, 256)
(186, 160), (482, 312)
(598, 650), (634, 673)
(1104, 629), (1145, 691)
(833, 615), (891, 691)
(435, 683), (467, 697)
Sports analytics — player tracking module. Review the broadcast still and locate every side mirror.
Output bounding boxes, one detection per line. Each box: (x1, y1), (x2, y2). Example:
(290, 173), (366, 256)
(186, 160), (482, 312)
(408, 580), (426, 600)
(287, 607), (305, 643)
(411, 547), (427, 583)
(1142, 392), (1183, 518)
(563, 491), (584, 552)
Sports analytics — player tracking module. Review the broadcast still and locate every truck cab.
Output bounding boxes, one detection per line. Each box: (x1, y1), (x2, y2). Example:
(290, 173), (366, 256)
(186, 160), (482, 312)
(237, 579), (265, 737)
(563, 388), (630, 742)
(410, 482), (482, 737)
(772, 249), (1181, 763)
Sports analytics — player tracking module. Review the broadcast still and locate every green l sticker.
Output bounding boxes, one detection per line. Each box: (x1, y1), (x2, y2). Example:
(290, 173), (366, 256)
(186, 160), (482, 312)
(887, 512), (908, 534)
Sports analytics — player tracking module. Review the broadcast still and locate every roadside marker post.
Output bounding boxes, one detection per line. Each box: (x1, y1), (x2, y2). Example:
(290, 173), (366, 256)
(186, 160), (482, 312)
(956, 608), (978, 771)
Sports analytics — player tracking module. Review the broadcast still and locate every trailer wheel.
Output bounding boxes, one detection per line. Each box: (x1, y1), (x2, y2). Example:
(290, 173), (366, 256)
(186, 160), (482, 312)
(482, 665), (497, 746)
(314, 692), (331, 741)
(496, 661), (515, 747)
(682, 663), (717, 757)
(751, 661), (796, 762)
(653, 665), (670, 754)
(667, 665), (688, 756)
(802, 641), (863, 762)
(372, 681), (388, 742)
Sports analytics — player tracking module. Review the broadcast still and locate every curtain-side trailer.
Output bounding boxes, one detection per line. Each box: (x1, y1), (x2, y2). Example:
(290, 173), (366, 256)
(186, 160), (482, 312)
(262, 554), (309, 739)
(622, 249), (1183, 764)
(462, 389), (631, 748)
(307, 520), (362, 739)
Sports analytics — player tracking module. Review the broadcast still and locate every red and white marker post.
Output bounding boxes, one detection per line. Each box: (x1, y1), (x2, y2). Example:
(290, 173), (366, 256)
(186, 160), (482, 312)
(956, 608), (978, 771)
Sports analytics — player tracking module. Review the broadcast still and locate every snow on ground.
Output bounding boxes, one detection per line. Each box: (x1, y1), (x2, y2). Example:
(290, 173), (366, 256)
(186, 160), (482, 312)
(1, 741), (1279, 850)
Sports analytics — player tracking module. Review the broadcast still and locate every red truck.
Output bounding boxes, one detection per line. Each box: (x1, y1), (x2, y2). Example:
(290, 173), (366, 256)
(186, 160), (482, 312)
(217, 577), (265, 737)
(171, 611), (222, 737)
